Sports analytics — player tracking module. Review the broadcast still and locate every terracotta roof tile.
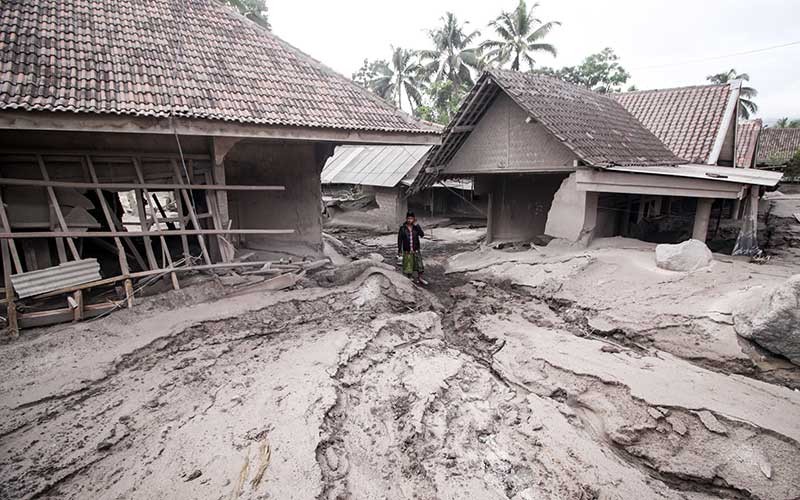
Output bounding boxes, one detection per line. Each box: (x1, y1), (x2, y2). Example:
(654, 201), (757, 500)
(756, 128), (800, 166)
(735, 119), (762, 167)
(409, 70), (682, 193)
(0, 0), (437, 135)
(480, 70), (681, 167)
(614, 83), (736, 164)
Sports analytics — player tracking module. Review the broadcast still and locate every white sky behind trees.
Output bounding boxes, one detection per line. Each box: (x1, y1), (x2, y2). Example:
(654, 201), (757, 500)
(270, 0), (800, 121)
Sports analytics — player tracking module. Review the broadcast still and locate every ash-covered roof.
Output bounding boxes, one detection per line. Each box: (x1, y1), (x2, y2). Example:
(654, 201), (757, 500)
(0, 0), (438, 135)
(736, 119), (762, 168)
(756, 127), (800, 166)
(614, 82), (739, 164)
(410, 69), (681, 193)
(321, 145), (430, 188)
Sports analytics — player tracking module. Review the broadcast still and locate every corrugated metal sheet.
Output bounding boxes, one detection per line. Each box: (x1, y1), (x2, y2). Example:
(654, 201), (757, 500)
(11, 259), (102, 298)
(322, 145), (431, 188)
(605, 164), (783, 187)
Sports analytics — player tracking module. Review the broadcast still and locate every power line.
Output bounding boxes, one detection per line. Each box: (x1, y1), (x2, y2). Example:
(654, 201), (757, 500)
(631, 40), (800, 71)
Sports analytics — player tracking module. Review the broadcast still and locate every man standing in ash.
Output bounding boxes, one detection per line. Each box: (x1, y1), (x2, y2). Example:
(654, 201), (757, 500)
(397, 211), (428, 285)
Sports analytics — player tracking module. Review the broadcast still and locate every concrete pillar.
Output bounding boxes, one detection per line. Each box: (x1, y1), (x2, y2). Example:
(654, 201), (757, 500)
(692, 198), (714, 241)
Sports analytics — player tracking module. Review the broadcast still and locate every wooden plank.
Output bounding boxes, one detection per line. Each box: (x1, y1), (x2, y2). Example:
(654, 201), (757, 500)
(0, 229), (295, 238)
(173, 174), (191, 264)
(0, 111), (443, 146)
(132, 157), (178, 289)
(36, 155), (80, 260)
(134, 187), (159, 270)
(1, 148), (211, 161)
(171, 160), (212, 266)
(31, 259), (294, 299)
(107, 208), (148, 271)
(204, 172), (233, 263)
(71, 290), (84, 322)
(86, 157), (130, 276)
(0, 177), (285, 191)
(0, 183), (23, 273)
(2, 239), (18, 336)
(18, 302), (117, 329)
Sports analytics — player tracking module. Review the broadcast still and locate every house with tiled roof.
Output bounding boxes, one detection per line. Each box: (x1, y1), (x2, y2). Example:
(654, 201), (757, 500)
(0, 2), (437, 258)
(756, 128), (800, 168)
(736, 119), (763, 168)
(614, 82), (741, 166)
(411, 70), (780, 247)
(0, 0), (438, 326)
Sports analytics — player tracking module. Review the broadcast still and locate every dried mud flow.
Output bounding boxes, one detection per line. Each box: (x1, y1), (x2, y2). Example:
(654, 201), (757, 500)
(1, 231), (799, 500)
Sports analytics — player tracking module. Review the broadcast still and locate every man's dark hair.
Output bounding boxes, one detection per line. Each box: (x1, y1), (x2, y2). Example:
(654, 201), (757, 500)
(406, 211), (415, 218)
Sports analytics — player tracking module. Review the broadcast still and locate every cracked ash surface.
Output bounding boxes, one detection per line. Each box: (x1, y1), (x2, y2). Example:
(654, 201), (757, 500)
(1, 227), (800, 500)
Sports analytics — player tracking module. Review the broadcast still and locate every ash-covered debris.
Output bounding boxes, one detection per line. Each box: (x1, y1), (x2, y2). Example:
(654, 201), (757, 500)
(1, 230), (800, 500)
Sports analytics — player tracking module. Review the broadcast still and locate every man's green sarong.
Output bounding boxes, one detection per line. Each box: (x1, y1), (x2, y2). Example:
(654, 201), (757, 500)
(402, 251), (424, 275)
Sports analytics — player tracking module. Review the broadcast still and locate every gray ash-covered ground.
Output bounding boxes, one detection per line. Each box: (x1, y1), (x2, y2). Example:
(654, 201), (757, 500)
(1, 223), (799, 499)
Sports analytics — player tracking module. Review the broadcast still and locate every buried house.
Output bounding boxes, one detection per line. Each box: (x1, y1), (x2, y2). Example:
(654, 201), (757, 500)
(409, 70), (781, 246)
(321, 144), (483, 229)
(0, 0), (438, 330)
(321, 144), (430, 230)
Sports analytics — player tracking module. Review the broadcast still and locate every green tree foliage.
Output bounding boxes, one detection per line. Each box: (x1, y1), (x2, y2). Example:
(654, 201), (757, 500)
(786, 149), (800, 180)
(419, 13), (481, 87)
(539, 48), (630, 93)
(706, 69), (757, 119)
(222, 0), (270, 29)
(414, 80), (469, 125)
(480, 1), (559, 71)
(774, 117), (800, 128)
(352, 59), (388, 89)
(370, 48), (427, 111)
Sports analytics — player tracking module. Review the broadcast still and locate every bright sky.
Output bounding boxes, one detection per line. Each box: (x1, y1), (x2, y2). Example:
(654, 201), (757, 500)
(270, 0), (800, 122)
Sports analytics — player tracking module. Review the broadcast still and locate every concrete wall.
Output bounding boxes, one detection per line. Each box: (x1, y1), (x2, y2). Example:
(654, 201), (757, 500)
(489, 173), (568, 241)
(369, 186), (407, 228)
(324, 185), (406, 231)
(545, 173), (590, 241)
(226, 140), (328, 258)
(445, 93), (578, 175)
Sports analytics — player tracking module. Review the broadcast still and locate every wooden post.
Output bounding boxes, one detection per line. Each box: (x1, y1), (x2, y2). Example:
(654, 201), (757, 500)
(204, 172), (233, 262)
(692, 198), (714, 242)
(172, 173), (192, 265)
(134, 187), (159, 270)
(132, 158), (178, 290)
(71, 290), (84, 322)
(171, 160), (213, 266)
(36, 155), (80, 260)
(85, 157), (130, 276)
(2, 239), (18, 336)
(124, 278), (134, 309)
(0, 184), (23, 273)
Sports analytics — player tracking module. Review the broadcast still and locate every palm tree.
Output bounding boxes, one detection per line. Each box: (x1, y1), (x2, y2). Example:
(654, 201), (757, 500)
(774, 117), (800, 128)
(370, 47), (426, 112)
(481, 1), (559, 71)
(420, 13), (481, 87)
(706, 69), (758, 119)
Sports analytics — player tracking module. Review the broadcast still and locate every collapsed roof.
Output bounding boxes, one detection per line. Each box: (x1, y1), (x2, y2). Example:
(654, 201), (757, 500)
(614, 82), (740, 164)
(0, 0), (438, 136)
(411, 69), (682, 193)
